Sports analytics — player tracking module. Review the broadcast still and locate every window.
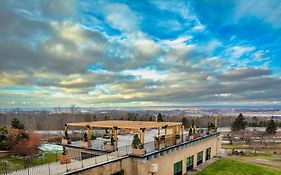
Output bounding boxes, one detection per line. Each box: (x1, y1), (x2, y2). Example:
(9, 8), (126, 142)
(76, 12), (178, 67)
(186, 155), (194, 172)
(197, 151), (203, 166)
(206, 147), (211, 161)
(174, 160), (183, 175)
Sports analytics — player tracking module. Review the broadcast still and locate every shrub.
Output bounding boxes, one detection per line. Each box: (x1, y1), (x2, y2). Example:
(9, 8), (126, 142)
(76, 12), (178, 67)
(13, 132), (42, 156)
(132, 134), (143, 149)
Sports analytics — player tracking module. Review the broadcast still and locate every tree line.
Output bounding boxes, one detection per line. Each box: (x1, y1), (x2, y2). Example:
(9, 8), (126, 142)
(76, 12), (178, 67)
(0, 110), (280, 131)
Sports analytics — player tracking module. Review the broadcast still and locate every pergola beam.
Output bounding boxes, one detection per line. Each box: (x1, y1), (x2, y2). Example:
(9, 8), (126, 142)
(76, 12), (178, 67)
(66, 120), (182, 130)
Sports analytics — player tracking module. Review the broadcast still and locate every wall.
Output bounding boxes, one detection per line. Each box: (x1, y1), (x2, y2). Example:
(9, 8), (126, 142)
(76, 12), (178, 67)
(131, 135), (221, 175)
(68, 134), (221, 175)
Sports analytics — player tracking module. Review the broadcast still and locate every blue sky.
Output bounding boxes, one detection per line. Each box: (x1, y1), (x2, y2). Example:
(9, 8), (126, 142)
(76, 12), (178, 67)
(0, 0), (281, 107)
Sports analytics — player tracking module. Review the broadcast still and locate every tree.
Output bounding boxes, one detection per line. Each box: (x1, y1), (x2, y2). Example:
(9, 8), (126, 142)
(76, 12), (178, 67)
(157, 113), (164, 122)
(182, 117), (189, 128)
(231, 113), (247, 131)
(266, 119), (277, 135)
(11, 118), (25, 129)
(0, 127), (9, 150)
(13, 132), (42, 156)
(131, 134), (143, 149)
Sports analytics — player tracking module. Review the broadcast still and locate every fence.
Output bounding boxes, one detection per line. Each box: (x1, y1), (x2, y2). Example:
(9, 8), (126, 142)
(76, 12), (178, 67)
(1, 132), (217, 175)
(0, 145), (131, 175)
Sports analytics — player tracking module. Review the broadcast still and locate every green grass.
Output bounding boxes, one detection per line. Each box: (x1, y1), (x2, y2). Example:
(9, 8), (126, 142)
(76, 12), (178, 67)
(0, 151), (62, 172)
(196, 158), (281, 175)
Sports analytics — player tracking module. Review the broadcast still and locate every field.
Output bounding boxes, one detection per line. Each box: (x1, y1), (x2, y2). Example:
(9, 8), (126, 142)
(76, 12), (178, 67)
(196, 158), (281, 175)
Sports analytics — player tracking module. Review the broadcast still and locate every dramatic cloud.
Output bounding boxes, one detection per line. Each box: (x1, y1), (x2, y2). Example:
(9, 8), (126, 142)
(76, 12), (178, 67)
(0, 0), (281, 107)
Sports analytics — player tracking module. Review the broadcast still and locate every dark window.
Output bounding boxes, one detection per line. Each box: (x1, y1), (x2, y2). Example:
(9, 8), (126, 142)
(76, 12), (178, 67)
(174, 160), (183, 175)
(197, 151), (203, 166)
(206, 147), (211, 161)
(186, 155), (194, 172)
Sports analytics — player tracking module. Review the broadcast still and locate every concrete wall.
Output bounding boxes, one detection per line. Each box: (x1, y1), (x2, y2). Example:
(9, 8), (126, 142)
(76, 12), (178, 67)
(69, 134), (221, 175)
(133, 135), (221, 175)
(69, 157), (134, 175)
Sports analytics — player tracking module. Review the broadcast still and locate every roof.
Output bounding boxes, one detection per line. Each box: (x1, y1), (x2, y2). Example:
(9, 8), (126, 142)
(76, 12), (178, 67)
(66, 120), (182, 130)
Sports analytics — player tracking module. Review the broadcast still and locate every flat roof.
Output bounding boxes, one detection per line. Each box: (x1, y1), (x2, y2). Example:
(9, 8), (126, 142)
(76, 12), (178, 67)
(66, 120), (182, 130)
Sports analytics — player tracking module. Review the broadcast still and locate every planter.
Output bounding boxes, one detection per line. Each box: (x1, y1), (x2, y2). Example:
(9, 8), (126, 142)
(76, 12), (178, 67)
(104, 144), (116, 151)
(155, 142), (166, 150)
(176, 138), (182, 144)
(132, 148), (146, 155)
(193, 133), (200, 139)
(61, 138), (71, 145)
(59, 154), (71, 164)
(80, 141), (92, 148)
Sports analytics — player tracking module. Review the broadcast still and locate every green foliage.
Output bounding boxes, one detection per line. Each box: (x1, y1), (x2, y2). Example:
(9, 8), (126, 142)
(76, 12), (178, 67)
(132, 134), (143, 149)
(83, 133), (88, 142)
(0, 151), (63, 172)
(231, 113), (247, 131)
(62, 146), (67, 155)
(196, 158), (281, 175)
(157, 113), (164, 122)
(11, 118), (25, 129)
(91, 134), (97, 140)
(110, 136), (115, 145)
(266, 119), (277, 135)
(208, 123), (216, 129)
(103, 131), (111, 139)
(0, 127), (9, 150)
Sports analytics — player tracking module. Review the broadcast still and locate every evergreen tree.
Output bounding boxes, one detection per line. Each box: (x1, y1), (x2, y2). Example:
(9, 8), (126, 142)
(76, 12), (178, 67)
(266, 119), (277, 135)
(231, 113), (247, 131)
(11, 118), (25, 129)
(157, 113), (164, 122)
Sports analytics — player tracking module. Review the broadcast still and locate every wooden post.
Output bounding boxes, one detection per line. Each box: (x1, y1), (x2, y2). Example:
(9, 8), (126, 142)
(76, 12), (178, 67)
(140, 128), (145, 145)
(172, 125), (176, 145)
(64, 124), (68, 134)
(86, 125), (92, 147)
(158, 127), (160, 136)
(164, 125), (168, 144)
(113, 126), (118, 149)
(181, 125), (184, 142)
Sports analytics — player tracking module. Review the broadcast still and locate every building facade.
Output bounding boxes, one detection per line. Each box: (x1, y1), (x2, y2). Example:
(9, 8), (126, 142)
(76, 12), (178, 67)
(66, 132), (222, 175)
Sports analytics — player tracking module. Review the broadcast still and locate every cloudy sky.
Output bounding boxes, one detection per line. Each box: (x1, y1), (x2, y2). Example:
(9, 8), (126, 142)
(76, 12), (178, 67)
(1, 0), (281, 108)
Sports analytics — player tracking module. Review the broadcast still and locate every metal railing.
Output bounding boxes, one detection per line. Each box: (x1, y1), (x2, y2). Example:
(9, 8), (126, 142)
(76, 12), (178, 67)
(0, 145), (131, 175)
(1, 132), (219, 175)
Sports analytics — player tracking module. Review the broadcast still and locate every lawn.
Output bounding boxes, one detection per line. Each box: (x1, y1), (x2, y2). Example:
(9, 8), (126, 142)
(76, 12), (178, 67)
(0, 151), (62, 173)
(196, 158), (281, 175)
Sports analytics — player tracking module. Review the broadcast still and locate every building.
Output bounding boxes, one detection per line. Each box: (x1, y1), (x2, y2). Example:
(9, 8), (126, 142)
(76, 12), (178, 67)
(62, 120), (222, 175)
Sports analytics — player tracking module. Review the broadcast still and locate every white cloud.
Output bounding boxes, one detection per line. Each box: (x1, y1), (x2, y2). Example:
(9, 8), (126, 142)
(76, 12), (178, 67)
(226, 45), (255, 58)
(103, 3), (140, 32)
(121, 68), (167, 81)
(235, 0), (281, 28)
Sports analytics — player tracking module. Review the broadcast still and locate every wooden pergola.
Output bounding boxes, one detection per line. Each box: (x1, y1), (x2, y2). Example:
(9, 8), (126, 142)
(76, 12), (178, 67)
(64, 120), (184, 148)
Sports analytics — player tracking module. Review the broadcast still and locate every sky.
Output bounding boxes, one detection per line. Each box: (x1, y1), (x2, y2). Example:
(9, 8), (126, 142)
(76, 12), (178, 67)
(0, 0), (281, 108)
